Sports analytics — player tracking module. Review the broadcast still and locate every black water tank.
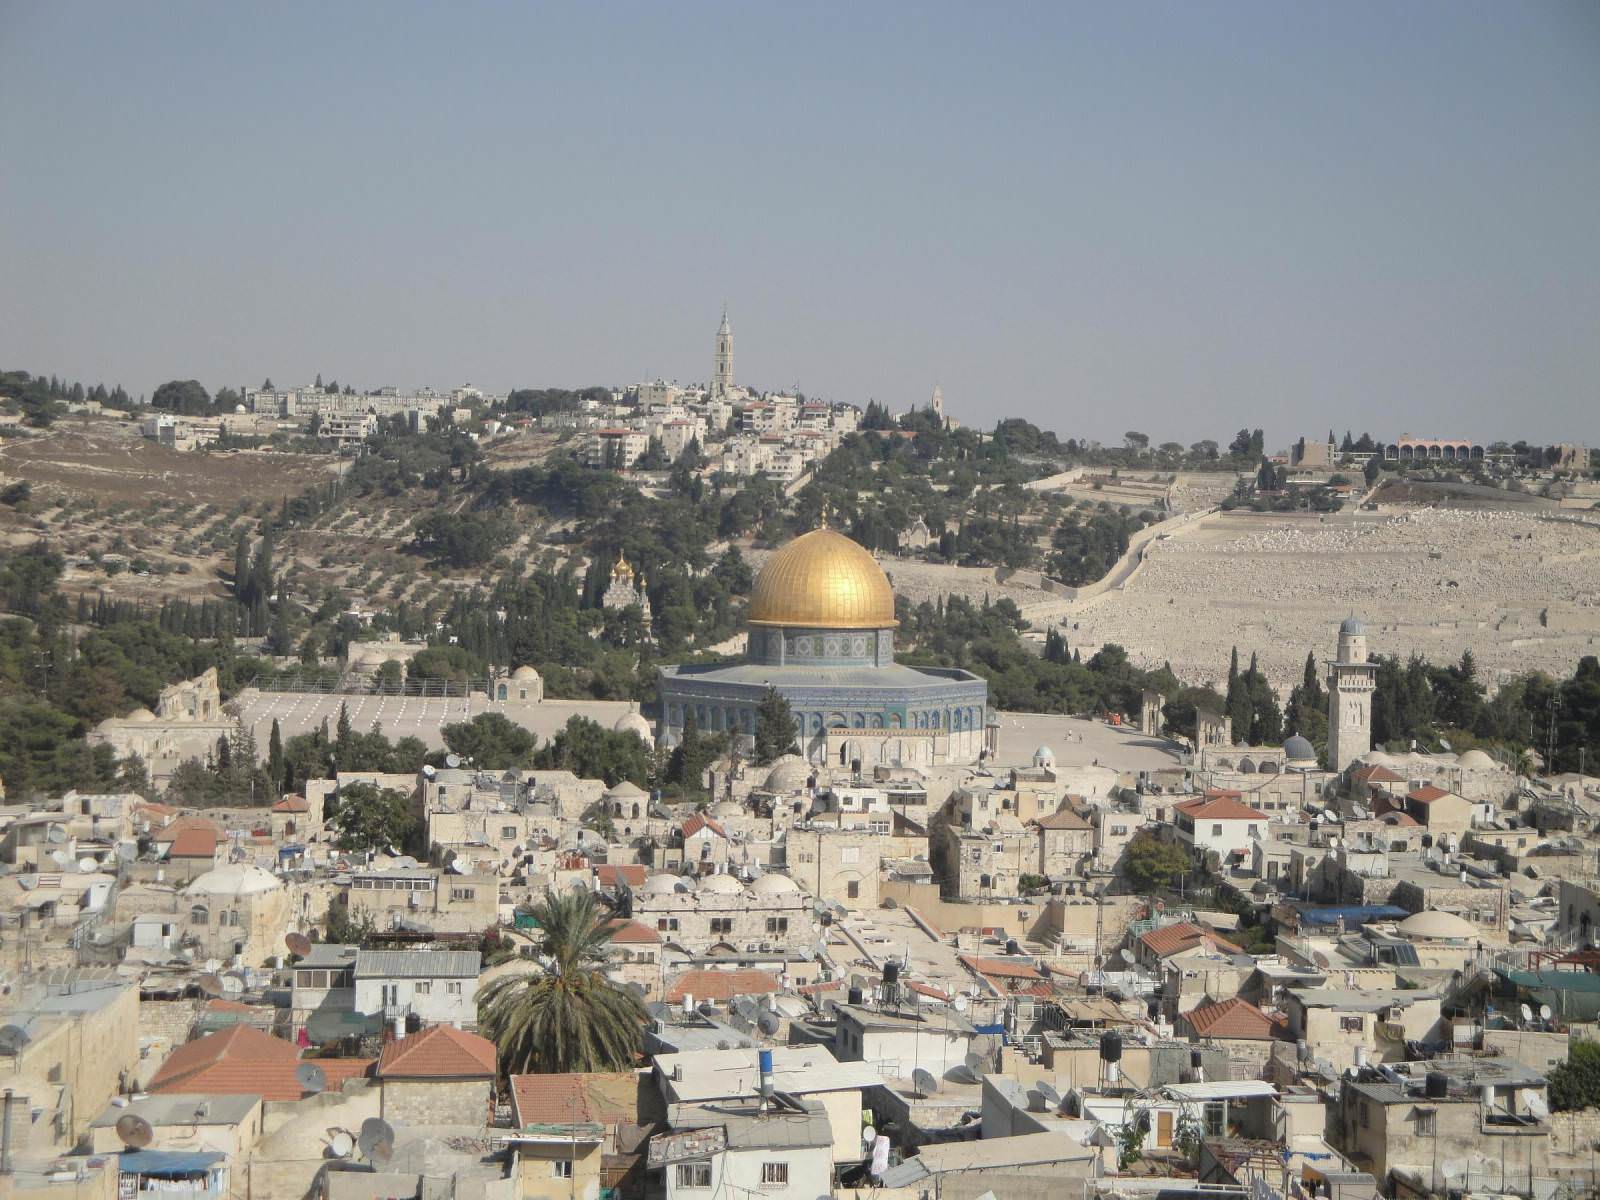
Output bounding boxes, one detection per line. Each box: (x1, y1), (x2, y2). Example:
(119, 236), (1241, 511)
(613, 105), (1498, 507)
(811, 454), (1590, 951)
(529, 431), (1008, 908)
(1005, 939), (1021, 956)
(848, 987), (864, 1006)
(1191, 1048), (1204, 1069)
(1425, 1071), (1448, 1099)
(1100, 1031), (1123, 1063)
(883, 960), (900, 984)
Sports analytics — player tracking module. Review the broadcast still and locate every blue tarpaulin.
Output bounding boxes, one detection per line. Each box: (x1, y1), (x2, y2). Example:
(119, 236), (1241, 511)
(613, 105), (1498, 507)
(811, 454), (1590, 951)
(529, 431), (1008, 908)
(1293, 905), (1408, 927)
(974, 1023), (1007, 1036)
(118, 1150), (225, 1177)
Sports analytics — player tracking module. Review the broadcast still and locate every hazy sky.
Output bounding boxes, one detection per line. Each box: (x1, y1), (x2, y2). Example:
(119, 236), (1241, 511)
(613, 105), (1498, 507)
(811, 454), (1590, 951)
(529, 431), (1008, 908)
(2, 2), (1596, 446)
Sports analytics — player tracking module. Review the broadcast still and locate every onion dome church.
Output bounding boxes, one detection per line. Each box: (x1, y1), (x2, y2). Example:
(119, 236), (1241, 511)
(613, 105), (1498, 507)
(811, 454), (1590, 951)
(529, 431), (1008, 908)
(657, 524), (991, 767)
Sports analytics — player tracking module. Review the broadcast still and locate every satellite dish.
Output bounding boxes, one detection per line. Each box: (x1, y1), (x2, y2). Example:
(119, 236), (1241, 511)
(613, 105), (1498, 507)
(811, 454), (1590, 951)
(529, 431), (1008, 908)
(1037, 1081), (1061, 1108)
(1520, 1003), (1534, 1024)
(445, 754), (461, 769)
(646, 1002), (670, 1021)
(358, 1117), (395, 1164)
(0, 1025), (31, 1055)
(862, 1125), (876, 1152)
(946, 1063), (979, 1085)
(328, 1131), (355, 1158)
(952, 996), (968, 1013)
(221, 973), (246, 995)
(45, 824), (67, 845)
(912, 1068), (939, 1097)
(77, 857), (96, 873)
(965, 1051), (983, 1073)
(296, 1062), (327, 1094)
(1312, 951), (1331, 970)
(115, 1113), (155, 1149)
(286, 932), (312, 957)
(50, 849), (71, 868)
(757, 1011), (781, 1036)
(1541, 1004), (1553, 1022)
(197, 974), (224, 997)
(204, 959), (222, 973)
(732, 997), (757, 1021)
(1118, 948), (1134, 965)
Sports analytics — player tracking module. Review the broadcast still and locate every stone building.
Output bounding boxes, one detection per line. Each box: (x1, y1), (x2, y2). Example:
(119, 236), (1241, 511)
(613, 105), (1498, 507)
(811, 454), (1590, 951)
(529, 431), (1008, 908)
(1328, 618), (1376, 772)
(628, 871), (813, 957)
(659, 525), (991, 767)
(182, 864), (292, 965)
(89, 668), (235, 787)
(376, 1023), (497, 1126)
(785, 824), (885, 907)
(602, 553), (652, 624)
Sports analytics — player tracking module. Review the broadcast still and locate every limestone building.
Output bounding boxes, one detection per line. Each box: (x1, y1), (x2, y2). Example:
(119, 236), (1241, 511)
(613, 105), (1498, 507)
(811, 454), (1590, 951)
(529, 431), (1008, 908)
(712, 309), (734, 401)
(658, 524), (991, 767)
(1327, 618), (1376, 772)
(602, 553), (653, 625)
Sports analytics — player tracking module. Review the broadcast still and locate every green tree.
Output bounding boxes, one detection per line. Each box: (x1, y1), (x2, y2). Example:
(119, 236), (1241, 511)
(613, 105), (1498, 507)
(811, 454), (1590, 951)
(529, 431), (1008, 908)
(267, 718), (285, 793)
(326, 781), (421, 854)
(752, 687), (798, 765)
(532, 716), (650, 787)
(1120, 831), (1192, 893)
(1549, 1039), (1600, 1110)
(441, 712), (536, 768)
(476, 887), (646, 1073)
(150, 379), (211, 415)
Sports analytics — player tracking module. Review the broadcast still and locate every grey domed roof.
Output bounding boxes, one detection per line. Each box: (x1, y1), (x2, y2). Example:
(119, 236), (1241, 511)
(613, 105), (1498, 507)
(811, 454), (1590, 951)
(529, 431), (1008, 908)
(1284, 734), (1316, 762)
(1340, 617), (1366, 635)
(764, 756), (811, 792)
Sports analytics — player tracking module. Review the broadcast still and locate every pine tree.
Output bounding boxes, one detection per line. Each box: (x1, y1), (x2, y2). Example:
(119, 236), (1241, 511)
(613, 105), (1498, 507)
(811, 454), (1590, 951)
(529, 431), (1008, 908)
(753, 687), (799, 765)
(268, 718), (284, 792)
(1225, 647), (1251, 743)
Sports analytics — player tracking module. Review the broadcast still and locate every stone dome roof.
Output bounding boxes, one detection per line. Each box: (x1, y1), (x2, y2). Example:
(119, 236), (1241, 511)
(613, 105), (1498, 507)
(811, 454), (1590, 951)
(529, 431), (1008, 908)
(1340, 617), (1366, 635)
(747, 527), (896, 629)
(604, 780), (646, 800)
(1396, 910), (1477, 940)
(764, 756), (811, 793)
(1032, 745), (1056, 766)
(614, 710), (653, 739)
(640, 873), (685, 896)
(697, 873), (746, 895)
(127, 707), (157, 723)
(511, 665), (541, 681)
(1284, 734), (1316, 763)
(750, 872), (800, 897)
(710, 800), (744, 820)
(1457, 749), (1495, 770)
(186, 864), (282, 897)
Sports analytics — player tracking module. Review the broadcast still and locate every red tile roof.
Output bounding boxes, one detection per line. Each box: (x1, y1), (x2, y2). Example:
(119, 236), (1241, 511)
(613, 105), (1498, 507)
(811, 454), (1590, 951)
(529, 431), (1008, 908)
(1407, 785), (1452, 803)
(1137, 921), (1243, 959)
(1380, 811), (1420, 827)
(663, 968), (780, 1004)
(1176, 795), (1267, 822)
(958, 955), (1044, 981)
(148, 1025), (373, 1101)
(1180, 996), (1281, 1040)
(153, 815), (221, 844)
(596, 864), (648, 890)
(168, 827), (220, 859)
(604, 918), (661, 946)
(907, 981), (951, 1002)
(509, 1072), (638, 1127)
(272, 796), (309, 813)
(681, 813), (727, 839)
(376, 1024), (497, 1079)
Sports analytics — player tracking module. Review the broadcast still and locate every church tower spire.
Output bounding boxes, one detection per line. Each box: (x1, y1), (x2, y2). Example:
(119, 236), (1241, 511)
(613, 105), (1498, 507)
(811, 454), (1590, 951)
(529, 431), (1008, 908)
(713, 307), (734, 401)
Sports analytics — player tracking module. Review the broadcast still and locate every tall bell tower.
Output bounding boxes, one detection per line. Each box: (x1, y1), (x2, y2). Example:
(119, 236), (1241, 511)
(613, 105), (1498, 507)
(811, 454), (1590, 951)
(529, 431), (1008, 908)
(1326, 617), (1376, 772)
(713, 308), (734, 400)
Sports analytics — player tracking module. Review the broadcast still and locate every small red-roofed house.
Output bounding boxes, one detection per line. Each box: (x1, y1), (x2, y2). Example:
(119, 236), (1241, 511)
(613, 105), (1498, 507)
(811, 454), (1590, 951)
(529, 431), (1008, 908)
(157, 818), (222, 881)
(1176, 996), (1285, 1074)
(1134, 921), (1243, 967)
(375, 1024), (497, 1125)
(680, 813), (730, 872)
(269, 794), (312, 841)
(1404, 785), (1474, 836)
(508, 1072), (654, 1199)
(1174, 794), (1267, 861)
(595, 863), (648, 893)
(958, 954), (1054, 999)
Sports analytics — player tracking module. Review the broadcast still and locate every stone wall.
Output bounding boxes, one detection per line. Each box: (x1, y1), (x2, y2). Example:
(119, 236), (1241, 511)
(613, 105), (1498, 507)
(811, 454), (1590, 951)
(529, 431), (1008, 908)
(1550, 1109), (1600, 1157)
(381, 1078), (492, 1126)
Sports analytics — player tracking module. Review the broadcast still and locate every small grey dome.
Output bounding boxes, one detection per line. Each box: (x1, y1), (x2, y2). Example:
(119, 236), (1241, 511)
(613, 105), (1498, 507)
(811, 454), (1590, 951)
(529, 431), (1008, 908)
(1340, 617), (1366, 636)
(1284, 734), (1316, 763)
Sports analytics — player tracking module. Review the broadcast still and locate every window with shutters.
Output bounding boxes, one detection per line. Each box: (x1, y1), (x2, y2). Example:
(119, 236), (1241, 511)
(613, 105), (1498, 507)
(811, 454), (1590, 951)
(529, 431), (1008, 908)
(761, 1162), (788, 1186)
(676, 1163), (711, 1189)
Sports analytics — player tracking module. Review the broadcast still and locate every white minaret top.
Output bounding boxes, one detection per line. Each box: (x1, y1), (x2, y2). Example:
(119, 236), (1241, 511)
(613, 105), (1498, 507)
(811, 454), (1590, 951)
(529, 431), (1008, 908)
(930, 385), (944, 417)
(713, 308), (734, 400)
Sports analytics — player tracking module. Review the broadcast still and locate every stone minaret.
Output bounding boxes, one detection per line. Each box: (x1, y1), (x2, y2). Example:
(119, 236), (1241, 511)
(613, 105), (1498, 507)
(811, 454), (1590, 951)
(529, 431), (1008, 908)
(713, 308), (734, 400)
(1327, 617), (1376, 772)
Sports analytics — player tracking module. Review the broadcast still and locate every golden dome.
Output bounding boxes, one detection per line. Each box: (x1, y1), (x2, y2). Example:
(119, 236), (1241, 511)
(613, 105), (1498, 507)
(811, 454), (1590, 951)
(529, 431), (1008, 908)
(747, 527), (896, 629)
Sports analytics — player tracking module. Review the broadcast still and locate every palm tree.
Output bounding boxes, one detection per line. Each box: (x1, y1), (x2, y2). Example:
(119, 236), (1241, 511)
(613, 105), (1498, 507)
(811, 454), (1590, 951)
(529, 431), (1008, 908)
(477, 887), (645, 1074)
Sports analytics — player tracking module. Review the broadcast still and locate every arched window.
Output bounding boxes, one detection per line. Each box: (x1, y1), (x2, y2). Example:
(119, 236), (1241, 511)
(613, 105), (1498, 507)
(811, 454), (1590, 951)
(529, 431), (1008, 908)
(190, 905), (209, 926)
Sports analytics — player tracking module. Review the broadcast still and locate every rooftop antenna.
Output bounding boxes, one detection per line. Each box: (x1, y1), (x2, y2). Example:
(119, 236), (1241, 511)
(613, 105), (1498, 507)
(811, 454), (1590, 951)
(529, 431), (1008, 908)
(328, 1130), (355, 1158)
